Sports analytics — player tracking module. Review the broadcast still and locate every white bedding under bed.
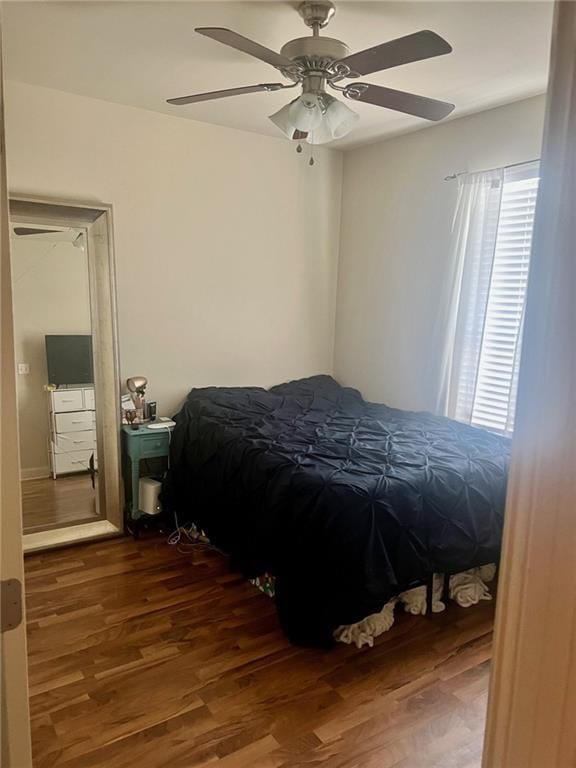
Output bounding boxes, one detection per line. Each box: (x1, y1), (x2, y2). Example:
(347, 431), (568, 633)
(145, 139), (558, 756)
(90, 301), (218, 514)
(178, 523), (497, 650)
(251, 563), (497, 649)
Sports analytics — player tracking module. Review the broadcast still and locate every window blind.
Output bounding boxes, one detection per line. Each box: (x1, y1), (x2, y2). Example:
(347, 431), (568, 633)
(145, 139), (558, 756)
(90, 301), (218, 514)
(469, 162), (540, 434)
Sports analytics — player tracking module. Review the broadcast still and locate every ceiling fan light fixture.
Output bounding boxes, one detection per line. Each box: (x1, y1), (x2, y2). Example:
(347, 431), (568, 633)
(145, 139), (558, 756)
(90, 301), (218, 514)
(268, 101), (297, 138)
(73, 232), (86, 252)
(269, 94), (324, 140)
(288, 93), (323, 132)
(325, 97), (359, 139)
(305, 96), (359, 144)
(306, 119), (333, 146)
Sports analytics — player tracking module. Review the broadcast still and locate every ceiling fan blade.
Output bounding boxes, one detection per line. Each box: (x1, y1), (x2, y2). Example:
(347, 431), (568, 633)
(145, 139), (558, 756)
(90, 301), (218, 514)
(346, 83), (455, 121)
(167, 83), (285, 106)
(336, 31), (452, 77)
(196, 27), (294, 70)
(13, 227), (57, 236)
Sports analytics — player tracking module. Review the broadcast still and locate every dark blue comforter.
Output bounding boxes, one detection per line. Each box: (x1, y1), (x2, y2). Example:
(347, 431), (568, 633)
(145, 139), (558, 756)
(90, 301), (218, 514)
(166, 376), (510, 645)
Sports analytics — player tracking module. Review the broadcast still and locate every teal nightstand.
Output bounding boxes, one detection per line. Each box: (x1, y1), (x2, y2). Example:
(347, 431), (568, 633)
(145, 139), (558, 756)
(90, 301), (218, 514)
(121, 424), (173, 525)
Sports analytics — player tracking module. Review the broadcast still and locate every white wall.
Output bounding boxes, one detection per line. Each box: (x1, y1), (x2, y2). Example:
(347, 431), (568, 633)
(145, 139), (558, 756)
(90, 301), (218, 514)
(5, 81), (343, 416)
(335, 95), (546, 412)
(11, 237), (91, 474)
(6, 82), (546, 421)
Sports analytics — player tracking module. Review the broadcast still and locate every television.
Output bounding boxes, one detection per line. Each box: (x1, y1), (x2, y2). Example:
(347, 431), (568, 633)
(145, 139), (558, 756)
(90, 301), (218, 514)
(45, 335), (94, 386)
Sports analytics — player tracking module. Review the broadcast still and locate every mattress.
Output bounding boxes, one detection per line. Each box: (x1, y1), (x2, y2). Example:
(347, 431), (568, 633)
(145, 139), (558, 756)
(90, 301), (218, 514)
(164, 375), (510, 645)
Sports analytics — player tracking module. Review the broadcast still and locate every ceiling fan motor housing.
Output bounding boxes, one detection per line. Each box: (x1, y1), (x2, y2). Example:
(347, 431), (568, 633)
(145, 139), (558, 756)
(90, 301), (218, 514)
(280, 36), (350, 66)
(283, 0), (347, 80)
(280, 37), (351, 92)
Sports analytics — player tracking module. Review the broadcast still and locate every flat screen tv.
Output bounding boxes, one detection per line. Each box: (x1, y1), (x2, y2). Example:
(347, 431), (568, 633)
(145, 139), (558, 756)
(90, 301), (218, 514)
(45, 335), (94, 386)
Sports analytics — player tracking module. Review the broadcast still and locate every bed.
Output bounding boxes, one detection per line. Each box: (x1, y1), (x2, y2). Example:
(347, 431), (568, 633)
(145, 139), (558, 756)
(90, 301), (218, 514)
(165, 375), (510, 646)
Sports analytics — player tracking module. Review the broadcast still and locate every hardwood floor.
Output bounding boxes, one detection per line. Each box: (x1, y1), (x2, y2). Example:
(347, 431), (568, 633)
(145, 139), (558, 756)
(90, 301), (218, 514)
(25, 536), (494, 768)
(22, 474), (99, 532)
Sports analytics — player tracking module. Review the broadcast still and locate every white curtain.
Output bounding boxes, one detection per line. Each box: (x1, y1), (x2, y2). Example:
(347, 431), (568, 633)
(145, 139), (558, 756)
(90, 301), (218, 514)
(438, 168), (504, 421)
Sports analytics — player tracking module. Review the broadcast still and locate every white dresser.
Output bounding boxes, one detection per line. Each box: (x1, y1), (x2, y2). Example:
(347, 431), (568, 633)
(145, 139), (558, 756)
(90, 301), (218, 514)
(49, 387), (97, 478)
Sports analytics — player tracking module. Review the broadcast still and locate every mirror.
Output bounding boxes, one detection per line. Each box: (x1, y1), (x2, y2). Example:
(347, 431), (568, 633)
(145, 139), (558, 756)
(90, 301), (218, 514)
(10, 224), (98, 532)
(9, 196), (122, 545)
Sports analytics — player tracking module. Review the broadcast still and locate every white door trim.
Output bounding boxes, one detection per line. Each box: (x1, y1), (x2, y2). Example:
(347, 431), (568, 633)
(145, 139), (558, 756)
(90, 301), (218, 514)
(0, 11), (33, 764)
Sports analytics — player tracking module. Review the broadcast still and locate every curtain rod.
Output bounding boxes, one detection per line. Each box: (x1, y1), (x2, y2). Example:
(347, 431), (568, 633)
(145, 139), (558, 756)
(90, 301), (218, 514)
(444, 157), (540, 182)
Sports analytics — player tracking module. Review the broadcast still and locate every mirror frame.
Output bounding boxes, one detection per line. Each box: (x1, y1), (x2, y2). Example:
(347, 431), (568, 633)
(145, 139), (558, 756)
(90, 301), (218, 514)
(9, 194), (123, 549)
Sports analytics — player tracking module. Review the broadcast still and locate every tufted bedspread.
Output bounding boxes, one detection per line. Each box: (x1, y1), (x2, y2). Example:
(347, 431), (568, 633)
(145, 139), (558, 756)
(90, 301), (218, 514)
(165, 375), (510, 645)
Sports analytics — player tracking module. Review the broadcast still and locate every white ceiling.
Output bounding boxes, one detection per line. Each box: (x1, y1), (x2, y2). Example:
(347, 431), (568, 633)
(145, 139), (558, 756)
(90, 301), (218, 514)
(3, 1), (553, 150)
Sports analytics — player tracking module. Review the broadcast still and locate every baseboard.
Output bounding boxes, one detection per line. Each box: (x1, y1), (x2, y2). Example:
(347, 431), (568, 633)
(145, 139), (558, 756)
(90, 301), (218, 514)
(21, 466), (51, 481)
(23, 520), (122, 553)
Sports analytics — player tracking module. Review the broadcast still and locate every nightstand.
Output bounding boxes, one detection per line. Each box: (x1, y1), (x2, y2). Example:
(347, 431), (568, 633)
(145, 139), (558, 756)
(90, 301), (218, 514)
(121, 424), (173, 530)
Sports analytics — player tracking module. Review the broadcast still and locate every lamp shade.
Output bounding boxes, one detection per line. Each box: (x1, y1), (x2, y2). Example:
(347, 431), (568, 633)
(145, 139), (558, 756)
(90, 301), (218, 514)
(288, 94), (323, 132)
(306, 120), (333, 145)
(269, 102), (296, 139)
(325, 98), (359, 139)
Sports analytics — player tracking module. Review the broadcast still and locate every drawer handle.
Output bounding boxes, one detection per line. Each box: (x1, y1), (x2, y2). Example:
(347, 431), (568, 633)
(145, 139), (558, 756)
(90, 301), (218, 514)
(61, 398), (76, 403)
(73, 440), (87, 444)
(71, 420), (85, 424)
(71, 460), (85, 465)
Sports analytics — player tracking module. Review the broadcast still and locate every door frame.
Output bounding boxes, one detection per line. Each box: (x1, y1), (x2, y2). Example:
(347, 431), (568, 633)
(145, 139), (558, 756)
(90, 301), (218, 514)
(0, 18), (32, 764)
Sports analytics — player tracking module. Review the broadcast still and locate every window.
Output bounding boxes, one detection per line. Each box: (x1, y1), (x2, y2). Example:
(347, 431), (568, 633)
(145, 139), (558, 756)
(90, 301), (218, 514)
(470, 164), (539, 433)
(447, 161), (540, 436)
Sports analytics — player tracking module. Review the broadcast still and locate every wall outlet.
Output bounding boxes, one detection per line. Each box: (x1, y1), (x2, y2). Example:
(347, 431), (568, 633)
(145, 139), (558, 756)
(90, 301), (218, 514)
(17, 363), (30, 375)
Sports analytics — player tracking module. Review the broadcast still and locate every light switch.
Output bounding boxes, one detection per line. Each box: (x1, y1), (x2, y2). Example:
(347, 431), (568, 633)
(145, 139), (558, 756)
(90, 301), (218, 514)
(17, 363), (30, 375)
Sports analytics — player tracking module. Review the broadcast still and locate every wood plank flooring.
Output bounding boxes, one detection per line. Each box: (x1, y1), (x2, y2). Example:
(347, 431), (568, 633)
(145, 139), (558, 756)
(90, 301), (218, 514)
(25, 535), (494, 768)
(22, 474), (99, 532)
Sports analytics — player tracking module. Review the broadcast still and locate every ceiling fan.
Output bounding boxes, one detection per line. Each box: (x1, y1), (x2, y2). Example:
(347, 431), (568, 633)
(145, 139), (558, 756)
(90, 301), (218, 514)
(13, 227), (56, 236)
(167, 1), (455, 146)
(12, 226), (85, 248)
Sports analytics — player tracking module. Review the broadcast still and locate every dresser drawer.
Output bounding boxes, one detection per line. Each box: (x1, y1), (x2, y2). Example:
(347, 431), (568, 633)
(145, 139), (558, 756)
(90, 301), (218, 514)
(54, 450), (96, 475)
(84, 388), (96, 410)
(54, 410), (95, 433)
(53, 430), (97, 454)
(52, 389), (84, 412)
(140, 433), (170, 458)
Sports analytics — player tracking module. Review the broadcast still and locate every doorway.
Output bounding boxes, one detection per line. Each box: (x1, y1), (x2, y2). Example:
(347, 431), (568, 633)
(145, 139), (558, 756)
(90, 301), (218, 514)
(11, 223), (100, 532)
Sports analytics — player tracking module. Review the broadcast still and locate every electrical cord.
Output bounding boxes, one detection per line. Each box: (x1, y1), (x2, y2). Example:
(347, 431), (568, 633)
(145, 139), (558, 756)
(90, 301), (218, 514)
(167, 512), (216, 555)
(141, 422), (219, 556)
(158, 424), (209, 550)
(167, 513), (204, 545)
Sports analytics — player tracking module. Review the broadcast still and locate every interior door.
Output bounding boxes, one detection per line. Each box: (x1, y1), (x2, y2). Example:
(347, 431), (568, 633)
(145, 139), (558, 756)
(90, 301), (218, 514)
(0, 15), (33, 768)
(483, 2), (576, 763)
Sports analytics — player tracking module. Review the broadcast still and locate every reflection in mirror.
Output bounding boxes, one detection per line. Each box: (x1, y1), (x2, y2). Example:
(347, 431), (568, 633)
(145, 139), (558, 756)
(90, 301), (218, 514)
(10, 223), (102, 533)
